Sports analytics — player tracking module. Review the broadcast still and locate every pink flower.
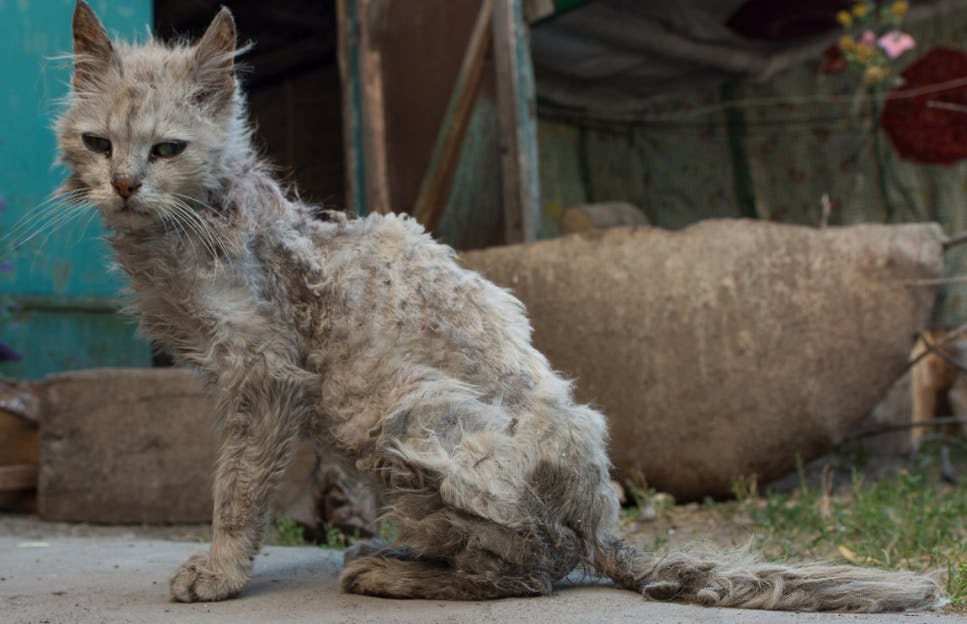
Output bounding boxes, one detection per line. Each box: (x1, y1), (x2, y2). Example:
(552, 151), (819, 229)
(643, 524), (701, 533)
(878, 30), (916, 59)
(859, 30), (877, 45)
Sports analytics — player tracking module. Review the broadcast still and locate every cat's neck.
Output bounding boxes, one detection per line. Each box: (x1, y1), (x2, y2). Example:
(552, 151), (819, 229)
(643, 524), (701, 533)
(107, 154), (305, 358)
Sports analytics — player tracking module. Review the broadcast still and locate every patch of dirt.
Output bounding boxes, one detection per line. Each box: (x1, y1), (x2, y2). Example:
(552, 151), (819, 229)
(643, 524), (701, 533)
(621, 501), (754, 553)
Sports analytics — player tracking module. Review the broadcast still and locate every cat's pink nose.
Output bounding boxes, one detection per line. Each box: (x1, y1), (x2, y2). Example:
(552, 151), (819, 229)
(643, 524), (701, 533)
(112, 176), (142, 199)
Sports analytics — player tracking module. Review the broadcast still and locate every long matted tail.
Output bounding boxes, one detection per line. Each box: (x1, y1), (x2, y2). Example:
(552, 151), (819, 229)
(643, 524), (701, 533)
(594, 538), (941, 612)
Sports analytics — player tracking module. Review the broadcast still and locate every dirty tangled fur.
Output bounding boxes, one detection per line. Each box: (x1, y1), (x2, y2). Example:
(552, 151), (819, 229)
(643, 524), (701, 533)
(57, 1), (941, 613)
(595, 540), (940, 612)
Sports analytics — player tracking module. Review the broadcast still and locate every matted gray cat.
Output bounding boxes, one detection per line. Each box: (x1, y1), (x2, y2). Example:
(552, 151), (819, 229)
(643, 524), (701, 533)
(56, 1), (941, 611)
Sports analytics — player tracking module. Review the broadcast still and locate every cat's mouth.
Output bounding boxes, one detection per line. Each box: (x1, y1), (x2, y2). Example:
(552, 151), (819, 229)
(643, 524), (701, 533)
(115, 198), (149, 216)
(107, 199), (155, 228)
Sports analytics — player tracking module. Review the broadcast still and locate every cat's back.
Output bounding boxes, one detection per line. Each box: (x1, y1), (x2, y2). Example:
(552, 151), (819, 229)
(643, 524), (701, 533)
(316, 211), (474, 304)
(309, 211), (538, 382)
(331, 211), (526, 329)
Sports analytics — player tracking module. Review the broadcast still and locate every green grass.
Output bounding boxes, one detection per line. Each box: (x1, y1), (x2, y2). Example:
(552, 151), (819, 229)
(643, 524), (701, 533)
(317, 521), (399, 550)
(268, 516), (356, 550)
(268, 517), (398, 551)
(730, 451), (967, 610)
(271, 516), (306, 547)
(320, 525), (354, 550)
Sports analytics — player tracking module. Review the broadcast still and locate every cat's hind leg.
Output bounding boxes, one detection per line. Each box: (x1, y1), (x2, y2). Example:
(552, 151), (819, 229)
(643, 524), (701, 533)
(340, 509), (579, 600)
(341, 369), (593, 600)
(170, 378), (305, 602)
(340, 544), (553, 600)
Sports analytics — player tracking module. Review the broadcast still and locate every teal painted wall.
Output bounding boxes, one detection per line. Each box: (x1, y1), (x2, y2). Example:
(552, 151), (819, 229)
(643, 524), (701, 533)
(0, 0), (154, 379)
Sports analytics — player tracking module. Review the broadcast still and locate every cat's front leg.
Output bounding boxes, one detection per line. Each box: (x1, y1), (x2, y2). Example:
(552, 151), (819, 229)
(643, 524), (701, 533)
(170, 386), (302, 602)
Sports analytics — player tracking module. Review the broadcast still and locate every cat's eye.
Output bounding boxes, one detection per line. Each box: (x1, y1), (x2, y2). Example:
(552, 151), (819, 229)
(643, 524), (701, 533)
(151, 141), (188, 159)
(81, 133), (111, 155)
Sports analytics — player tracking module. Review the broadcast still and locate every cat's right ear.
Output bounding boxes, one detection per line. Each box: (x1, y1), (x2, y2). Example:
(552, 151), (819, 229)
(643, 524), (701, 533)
(191, 7), (237, 109)
(72, 1), (116, 90)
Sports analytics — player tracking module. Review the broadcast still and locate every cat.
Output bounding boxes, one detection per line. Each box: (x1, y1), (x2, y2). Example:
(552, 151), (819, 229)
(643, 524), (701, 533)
(57, 1), (941, 611)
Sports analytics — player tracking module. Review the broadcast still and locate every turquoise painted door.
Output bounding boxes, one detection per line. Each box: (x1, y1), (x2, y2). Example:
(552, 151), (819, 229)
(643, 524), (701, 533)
(0, 0), (154, 379)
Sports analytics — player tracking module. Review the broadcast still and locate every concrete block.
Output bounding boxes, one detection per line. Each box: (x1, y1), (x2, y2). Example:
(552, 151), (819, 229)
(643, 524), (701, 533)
(39, 368), (315, 524)
(40, 368), (216, 523)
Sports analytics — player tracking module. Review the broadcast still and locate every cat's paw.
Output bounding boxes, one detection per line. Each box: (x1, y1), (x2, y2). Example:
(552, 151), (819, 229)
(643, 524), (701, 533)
(340, 556), (395, 596)
(170, 550), (247, 603)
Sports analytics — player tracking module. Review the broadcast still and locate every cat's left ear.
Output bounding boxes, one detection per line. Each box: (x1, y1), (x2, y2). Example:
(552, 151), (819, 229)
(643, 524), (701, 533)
(192, 7), (236, 108)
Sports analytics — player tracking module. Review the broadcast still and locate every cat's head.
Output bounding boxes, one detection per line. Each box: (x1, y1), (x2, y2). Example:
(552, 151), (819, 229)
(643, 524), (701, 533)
(57, 1), (248, 231)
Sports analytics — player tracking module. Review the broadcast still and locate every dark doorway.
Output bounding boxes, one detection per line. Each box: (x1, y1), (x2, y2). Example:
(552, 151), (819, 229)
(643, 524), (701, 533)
(154, 1), (346, 210)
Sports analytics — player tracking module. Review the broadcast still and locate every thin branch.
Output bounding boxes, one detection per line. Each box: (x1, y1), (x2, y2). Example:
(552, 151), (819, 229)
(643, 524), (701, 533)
(942, 230), (967, 250)
(903, 274), (967, 286)
(895, 324), (967, 377)
(844, 416), (967, 442)
(918, 331), (967, 375)
(540, 76), (967, 125)
(927, 100), (967, 113)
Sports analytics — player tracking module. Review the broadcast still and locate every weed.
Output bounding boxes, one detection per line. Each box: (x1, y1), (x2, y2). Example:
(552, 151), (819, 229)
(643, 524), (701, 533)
(271, 516), (306, 547)
(650, 534), (669, 551)
(949, 562), (967, 608)
(730, 473), (759, 502)
(621, 486), (674, 522)
(621, 485), (647, 521)
(320, 525), (373, 551)
(320, 526), (348, 550)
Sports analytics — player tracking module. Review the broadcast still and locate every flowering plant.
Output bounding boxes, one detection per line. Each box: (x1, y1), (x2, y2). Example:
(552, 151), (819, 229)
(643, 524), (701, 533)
(837, 1), (915, 85)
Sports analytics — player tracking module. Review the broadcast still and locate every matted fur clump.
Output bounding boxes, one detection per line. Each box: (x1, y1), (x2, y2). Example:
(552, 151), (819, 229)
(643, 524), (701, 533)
(53, 1), (942, 612)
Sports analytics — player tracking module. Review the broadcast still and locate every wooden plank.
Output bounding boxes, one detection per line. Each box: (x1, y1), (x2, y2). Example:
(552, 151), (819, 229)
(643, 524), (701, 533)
(336, 0), (367, 214)
(492, 0), (540, 244)
(0, 465), (36, 491)
(338, 0), (392, 215)
(0, 379), (39, 508)
(412, 0), (494, 232)
(0, 378), (40, 424)
(358, 0), (392, 216)
(0, 414), (38, 467)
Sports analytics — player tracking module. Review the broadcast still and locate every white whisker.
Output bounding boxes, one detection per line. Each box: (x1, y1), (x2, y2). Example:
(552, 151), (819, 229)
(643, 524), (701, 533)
(4, 190), (91, 243)
(13, 198), (93, 249)
(166, 194), (229, 268)
(156, 204), (199, 269)
(163, 198), (224, 272)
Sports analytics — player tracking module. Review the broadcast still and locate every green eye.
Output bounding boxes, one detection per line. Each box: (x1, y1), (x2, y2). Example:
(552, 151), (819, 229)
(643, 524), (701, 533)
(81, 133), (111, 155)
(151, 141), (187, 158)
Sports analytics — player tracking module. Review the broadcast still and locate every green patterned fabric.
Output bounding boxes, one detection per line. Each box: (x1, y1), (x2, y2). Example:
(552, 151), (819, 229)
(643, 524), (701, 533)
(538, 4), (967, 323)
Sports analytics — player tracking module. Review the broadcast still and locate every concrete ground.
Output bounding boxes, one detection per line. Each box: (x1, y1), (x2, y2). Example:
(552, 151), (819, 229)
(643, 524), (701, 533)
(2, 534), (965, 624)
